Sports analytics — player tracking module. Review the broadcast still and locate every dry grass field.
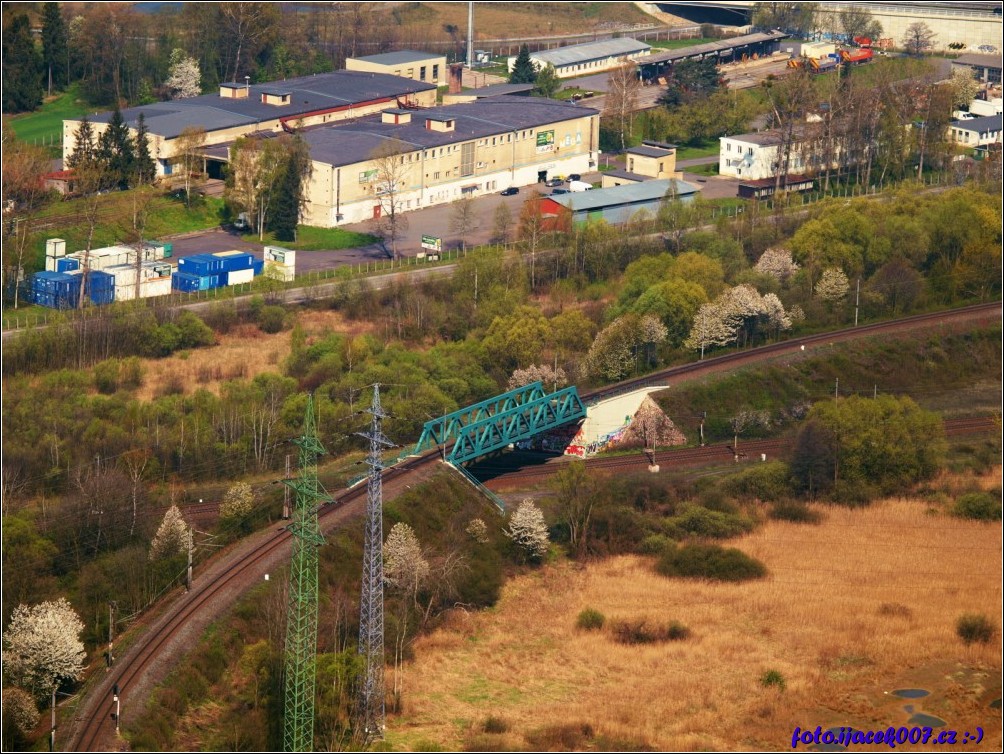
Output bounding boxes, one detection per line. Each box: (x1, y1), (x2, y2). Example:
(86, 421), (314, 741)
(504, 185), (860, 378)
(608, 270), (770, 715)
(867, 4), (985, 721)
(134, 309), (373, 401)
(391, 473), (1003, 751)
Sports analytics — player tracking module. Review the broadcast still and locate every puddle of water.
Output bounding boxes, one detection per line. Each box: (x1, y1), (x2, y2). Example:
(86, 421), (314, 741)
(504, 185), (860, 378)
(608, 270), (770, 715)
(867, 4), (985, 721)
(991, 698), (1002, 710)
(903, 704), (915, 714)
(908, 713), (947, 728)
(892, 688), (930, 699)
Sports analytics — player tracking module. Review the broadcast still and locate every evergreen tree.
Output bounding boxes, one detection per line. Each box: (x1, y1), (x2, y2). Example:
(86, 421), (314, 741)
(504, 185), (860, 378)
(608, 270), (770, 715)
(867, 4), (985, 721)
(509, 44), (537, 85)
(97, 106), (135, 189)
(658, 57), (722, 108)
(133, 112), (156, 185)
(66, 116), (96, 169)
(41, 2), (68, 91)
(2, 14), (43, 113)
(268, 136), (311, 241)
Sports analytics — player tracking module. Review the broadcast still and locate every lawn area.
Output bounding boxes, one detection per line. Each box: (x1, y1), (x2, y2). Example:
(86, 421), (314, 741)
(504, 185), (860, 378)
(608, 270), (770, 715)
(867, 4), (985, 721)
(6, 85), (91, 155)
(649, 36), (716, 50)
(675, 141), (720, 160)
(247, 225), (376, 251)
(687, 161), (719, 176)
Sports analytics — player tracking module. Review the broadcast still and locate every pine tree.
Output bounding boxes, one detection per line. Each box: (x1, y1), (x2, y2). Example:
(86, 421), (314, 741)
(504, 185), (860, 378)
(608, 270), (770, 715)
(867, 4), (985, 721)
(41, 2), (68, 91)
(97, 106), (135, 189)
(66, 116), (95, 169)
(509, 44), (537, 85)
(268, 136), (310, 241)
(2, 14), (43, 113)
(133, 112), (156, 185)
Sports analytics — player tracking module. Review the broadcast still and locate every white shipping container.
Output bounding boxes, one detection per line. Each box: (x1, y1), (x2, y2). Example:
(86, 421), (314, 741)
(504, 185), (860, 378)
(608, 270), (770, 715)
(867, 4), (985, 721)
(264, 246), (296, 267)
(227, 268), (255, 286)
(264, 261), (295, 282)
(46, 238), (66, 257)
(45, 256), (58, 272)
(106, 264), (138, 286)
(141, 277), (172, 299)
(115, 285), (137, 302)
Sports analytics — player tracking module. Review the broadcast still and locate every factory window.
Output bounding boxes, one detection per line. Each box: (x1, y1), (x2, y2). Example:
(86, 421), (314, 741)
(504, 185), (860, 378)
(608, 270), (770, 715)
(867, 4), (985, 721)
(434, 171), (440, 179)
(433, 64), (440, 80)
(420, 66), (427, 80)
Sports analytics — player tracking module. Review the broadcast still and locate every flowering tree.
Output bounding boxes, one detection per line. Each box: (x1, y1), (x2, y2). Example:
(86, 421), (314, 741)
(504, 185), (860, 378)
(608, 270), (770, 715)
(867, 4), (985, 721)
(815, 267), (850, 302)
(754, 247), (800, 282)
(584, 314), (668, 381)
(383, 523), (429, 598)
(507, 364), (568, 391)
(2, 687), (39, 738)
(504, 498), (549, 562)
(465, 518), (489, 544)
(165, 48), (202, 99)
(3, 598), (85, 698)
(150, 504), (192, 560)
(684, 285), (793, 353)
(221, 481), (254, 519)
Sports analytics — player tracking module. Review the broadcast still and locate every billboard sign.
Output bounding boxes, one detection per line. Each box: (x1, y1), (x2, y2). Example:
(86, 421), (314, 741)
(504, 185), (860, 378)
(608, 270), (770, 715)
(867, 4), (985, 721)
(535, 130), (555, 153)
(421, 235), (442, 252)
(359, 169), (378, 183)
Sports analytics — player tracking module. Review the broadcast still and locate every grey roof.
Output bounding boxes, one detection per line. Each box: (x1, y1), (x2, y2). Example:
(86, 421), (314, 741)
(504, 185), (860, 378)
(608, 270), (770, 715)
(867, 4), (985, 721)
(530, 37), (650, 68)
(951, 114), (1003, 132)
(642, 30), (788, 66)
(86, 71), (436, 139)
(601, 168), (647, 182)
(301, 96), (598, 168)
(350, 50), (442, 66)
(626, 144), (674, 158)
(467, 83), (534, 97)
(547, 179), (698, 212)
(953, 53), (1003, 69)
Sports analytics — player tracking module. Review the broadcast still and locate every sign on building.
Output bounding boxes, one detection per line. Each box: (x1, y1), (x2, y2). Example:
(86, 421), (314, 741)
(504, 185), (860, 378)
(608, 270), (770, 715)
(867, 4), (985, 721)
(359, 169), (379, 183)
(536, 130), (555, 153)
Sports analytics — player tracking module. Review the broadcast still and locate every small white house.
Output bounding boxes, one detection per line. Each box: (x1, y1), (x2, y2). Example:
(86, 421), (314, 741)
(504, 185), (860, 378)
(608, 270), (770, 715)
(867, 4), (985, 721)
(507, 38), (650, 79)
(948, 114), (1003, 147)
(719, 132), (793, 180)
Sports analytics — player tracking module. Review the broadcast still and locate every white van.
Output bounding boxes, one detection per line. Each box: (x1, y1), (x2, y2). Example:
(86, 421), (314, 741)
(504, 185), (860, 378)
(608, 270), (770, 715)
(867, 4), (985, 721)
(568, 180), (593, 192)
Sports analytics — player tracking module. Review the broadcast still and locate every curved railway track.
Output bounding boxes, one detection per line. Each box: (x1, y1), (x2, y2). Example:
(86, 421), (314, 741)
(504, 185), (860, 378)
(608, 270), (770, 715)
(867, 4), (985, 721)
(66, 301), (1001, 751)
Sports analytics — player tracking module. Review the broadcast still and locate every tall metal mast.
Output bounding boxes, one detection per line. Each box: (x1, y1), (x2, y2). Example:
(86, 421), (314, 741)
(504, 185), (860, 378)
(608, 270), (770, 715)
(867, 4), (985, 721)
(282, 394), (326, 752)
(357, 384), (394, 741)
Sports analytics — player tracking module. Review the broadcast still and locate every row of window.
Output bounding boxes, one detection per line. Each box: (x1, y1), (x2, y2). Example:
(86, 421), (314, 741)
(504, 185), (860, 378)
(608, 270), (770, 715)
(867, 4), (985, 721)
(392, 64), (441, 81)
(393, 129), (581, 163)
(555, 53), (638, 74)
(725, 142), (756, 155)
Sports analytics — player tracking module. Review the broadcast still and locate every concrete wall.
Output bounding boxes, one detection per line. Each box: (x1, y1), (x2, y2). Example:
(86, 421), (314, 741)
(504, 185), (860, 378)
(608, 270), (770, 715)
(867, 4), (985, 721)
(302, 111), (599, 227)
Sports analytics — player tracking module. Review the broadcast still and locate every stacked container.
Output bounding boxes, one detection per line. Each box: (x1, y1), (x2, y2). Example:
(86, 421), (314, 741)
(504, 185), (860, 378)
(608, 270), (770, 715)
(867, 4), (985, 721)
(264, 246), (296, 282)
(44, 238), (67, 272)
(31, 271), (81, 309)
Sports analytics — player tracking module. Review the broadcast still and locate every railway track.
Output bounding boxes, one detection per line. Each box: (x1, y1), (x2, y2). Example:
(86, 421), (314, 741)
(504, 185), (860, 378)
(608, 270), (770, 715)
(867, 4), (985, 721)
(66, 301), (1001, 751)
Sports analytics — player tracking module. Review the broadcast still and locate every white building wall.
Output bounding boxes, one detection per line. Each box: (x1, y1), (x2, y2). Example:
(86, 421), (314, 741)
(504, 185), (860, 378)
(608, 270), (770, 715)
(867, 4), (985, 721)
(719, 136), (781, 180)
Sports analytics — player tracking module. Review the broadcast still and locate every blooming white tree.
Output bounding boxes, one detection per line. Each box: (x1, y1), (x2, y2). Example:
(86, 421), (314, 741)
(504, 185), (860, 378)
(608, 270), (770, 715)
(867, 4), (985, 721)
(815, 268), (850, 301)
(755, 247), (800, 282)
(3, 598), (85, 697)
(220, 481), (254, 519)
(383, 523), (429, 597)
(2, 687), (40, 737)
(150, 504), (192, 560)
(584, 314), (668, 381)
(504, 498), (549, 561)
(684, 284), (794, 353)
(507, 364), (568, 391)
(165, 48), (202, 99)
(465, 518), (489, 544)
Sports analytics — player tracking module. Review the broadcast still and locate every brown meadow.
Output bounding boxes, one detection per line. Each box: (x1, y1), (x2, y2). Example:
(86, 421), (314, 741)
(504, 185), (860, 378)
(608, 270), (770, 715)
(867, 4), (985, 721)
(391, 474), (1002, 751)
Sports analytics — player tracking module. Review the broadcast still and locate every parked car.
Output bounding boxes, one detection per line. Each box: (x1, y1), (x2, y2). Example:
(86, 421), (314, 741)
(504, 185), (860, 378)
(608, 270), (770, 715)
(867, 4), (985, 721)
(500, 186), (519, 196)
(567, 173), (581, 182)
(551, 188), (570, 195)
(545, 177), (564, 187)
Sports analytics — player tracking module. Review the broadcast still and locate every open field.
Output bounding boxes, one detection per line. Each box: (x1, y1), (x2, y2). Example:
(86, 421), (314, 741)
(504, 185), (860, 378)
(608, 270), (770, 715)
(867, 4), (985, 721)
(5, 85), (90, 153)
(393, 477), (1002, 751)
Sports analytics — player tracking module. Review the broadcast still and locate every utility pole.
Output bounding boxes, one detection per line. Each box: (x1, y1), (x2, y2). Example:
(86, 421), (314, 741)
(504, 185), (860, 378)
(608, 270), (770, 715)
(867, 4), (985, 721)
(854, 277), (860, 326)
(50, 687), (56, 752)
(186, 534), (193, 591)
(466, 1), (474, 69)
(835, 377), (839, 400)
(357, 385), (394, 742)
(283, 454), (291, 520)
(107, 602), (117, 670)
(282, 395), (326, 753)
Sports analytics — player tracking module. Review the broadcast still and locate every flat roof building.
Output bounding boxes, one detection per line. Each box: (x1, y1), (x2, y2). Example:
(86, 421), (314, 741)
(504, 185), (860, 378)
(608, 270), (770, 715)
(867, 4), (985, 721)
(346, 50), (448, 86)
(949, 113), (1004, 146)
(63, 71), (437, 178)
(541, 178), (699, 226)
(508, 38), (651, 79)
(294, 96), (600, 226)
(951, 53), (1003, 84)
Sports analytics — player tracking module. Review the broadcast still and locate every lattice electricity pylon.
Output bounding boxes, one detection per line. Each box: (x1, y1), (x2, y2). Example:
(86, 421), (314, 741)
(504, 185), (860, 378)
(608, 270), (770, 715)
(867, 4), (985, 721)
(282, 394), (326, 753)
(356, 384), (395, 741)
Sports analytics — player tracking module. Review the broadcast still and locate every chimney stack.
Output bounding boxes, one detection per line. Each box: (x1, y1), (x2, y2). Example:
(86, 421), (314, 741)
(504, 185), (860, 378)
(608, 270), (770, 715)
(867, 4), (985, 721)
(448, 63), (464, 94)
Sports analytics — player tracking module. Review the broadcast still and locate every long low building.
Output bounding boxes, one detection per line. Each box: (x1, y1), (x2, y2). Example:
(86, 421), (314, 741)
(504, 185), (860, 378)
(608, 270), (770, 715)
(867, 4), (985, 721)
(508, 37), (651, 78)
(540, 178), (699, 226)
(63, 71), (437, 178)
(295, 96), (599, 226)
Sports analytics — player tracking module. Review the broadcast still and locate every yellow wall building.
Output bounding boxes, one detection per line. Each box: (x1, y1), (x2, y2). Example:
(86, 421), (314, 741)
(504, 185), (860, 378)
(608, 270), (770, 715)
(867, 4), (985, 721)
(346, 51), (447, 87)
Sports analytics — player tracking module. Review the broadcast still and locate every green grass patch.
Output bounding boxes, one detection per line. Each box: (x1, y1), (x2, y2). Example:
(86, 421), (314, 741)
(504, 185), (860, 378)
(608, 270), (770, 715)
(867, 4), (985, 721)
(7, 85), (90, 155)
(245, 225), (375, 251)
(686, 161), (719, 176)
(649, 37), (716, 50)
(675, 141), (720, 160)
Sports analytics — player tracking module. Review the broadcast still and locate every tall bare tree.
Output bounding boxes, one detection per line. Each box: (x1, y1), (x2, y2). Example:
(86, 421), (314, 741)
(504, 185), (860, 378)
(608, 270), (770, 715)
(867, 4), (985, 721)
(369, 138), (412, 260)
(449, 196), (479, 252)
(762, 68), (814, 195)
(604, 63), (640, 151)
(903, 22), (936, 56)
(2, 128), (51, 308)
(175, 126), (207, 208)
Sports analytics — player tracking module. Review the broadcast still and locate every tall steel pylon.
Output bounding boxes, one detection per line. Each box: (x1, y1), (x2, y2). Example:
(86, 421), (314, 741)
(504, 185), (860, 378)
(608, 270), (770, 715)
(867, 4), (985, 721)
(282, 394), (326, 752)
(357, 384), (394, 741)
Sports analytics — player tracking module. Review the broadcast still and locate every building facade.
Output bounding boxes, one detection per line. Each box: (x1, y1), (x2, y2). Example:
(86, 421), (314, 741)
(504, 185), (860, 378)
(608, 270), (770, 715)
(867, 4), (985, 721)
(298, 97), (600, 226)
(949, 114), (1004, 147)
(541, 178), (699, 226)
(508, 38), (651, 79)
(345, 51), (447, 86)
(62, 71), (437, 178)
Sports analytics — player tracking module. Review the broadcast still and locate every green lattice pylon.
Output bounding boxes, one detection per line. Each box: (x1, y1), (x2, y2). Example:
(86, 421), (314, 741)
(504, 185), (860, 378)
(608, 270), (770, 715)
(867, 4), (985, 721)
(282, 394), (326, 752)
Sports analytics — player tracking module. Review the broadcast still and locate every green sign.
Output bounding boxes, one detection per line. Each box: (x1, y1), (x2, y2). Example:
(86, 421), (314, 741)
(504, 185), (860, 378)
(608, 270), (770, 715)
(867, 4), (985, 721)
(421, 235), (442, 252)
(359, 169), (378, 183)
(536, 130), (555, 150)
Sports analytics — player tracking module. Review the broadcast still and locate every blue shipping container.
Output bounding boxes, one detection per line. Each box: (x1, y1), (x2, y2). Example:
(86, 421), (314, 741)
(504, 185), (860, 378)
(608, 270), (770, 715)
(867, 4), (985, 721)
(56, 257), (80, 273)
(172, 271), (202, 292)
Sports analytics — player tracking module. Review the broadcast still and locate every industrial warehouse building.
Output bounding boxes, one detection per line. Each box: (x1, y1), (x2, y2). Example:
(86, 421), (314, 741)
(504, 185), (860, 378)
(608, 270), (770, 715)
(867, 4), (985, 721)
(296, 96), (599, 226)
(540, 178), (699, 226)
(62, 71), (437, 178)
(345, 50), (447, 86)
(507, 37), (651, 79)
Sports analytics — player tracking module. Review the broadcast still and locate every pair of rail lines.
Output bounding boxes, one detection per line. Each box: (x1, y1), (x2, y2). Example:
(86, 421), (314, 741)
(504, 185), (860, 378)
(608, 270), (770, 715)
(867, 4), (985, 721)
(68, 301), (1001, 751)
